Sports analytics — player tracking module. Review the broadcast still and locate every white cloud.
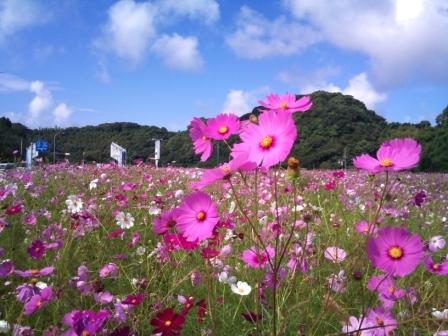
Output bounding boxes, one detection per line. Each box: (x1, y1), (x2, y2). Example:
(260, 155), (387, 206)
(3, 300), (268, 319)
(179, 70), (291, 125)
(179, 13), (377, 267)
(0, 73), (30, 92)
(302, 72), (387, 109)
(151, 34), (203, 71)
(222, 87), (270, 116)
(0, 73), (76, 127)
(94, 0), (218, 71)
(53, 103), (72, 126)
(283, 0), (448, 86)
(95, 0), (157, 64)
(157, 0), (219, 25)
(226, 6), (320, 59)
(0, 0), (46, 43)
(29, 81), (54, 120)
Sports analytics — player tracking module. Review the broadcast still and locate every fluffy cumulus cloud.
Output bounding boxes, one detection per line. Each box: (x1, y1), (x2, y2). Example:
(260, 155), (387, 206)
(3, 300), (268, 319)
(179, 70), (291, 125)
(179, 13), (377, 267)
(157, 0), (219, 25)
(0, 0), (46, 43)
(29, 81), (54, 120)
(222, 86), (270, 116)
(226, 6), (320, 59)
(52, 103), (72, 126)
(95, 0), (219, 70)
(302, 73), (387, 109)
(151, 34), (203, 71)
(1, 73), (74, 127)
(95, 0), (157, 63)
(283, 0), (448, 86)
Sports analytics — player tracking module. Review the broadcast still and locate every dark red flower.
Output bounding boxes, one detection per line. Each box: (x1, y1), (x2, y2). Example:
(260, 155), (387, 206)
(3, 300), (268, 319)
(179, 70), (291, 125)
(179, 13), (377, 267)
(27, 240), (46, 259)
(150, 308), (185, 335)
(196, 299), (207, 323)
(242, 311), (263, 324)
(108, 228), (125, 239)
(122, 293), (144, 306)
(200, 248), (219, 259)
(6, 203), (23, 216)
(333, 171), (345, 178)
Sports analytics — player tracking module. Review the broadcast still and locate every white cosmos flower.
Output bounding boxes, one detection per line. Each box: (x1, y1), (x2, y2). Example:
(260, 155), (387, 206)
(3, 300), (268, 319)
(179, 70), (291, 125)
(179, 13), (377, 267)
(115, 212), (135, 229)
(231, 281), (251, 296)
(89, 179), (99, 190)
(428, 236), (446, 252)
(432, 308), (448, 320)
(174, 190), (184, 199)
(218, 271), (237, 285)
(65, 195), (83, 214)
(0, 320), (10, 333)
(148, 206), (161, 216)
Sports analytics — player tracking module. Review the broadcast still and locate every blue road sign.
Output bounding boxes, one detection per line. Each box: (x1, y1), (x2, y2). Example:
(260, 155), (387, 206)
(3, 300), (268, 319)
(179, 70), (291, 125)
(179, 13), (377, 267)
(36, 140), (49, 152)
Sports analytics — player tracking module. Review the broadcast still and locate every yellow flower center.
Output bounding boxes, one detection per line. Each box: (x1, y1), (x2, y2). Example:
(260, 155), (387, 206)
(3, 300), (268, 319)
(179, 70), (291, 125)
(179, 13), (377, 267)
(218, 126), (229, 135)
(260, 136), (274, 149)
(164, 320), (172, 327)
(380, 158), (393, 167)
(388, 246), (403, 259)
(196, 211), (206, 221)
(31, 269), (39, 275)
(279, 101), (288, 109)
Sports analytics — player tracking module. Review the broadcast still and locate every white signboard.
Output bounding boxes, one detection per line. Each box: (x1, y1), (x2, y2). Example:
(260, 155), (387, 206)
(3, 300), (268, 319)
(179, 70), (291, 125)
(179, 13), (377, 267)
(154, 140), (160, 168)
(26, 143), (38, 168)
(110, 142), (127, 167)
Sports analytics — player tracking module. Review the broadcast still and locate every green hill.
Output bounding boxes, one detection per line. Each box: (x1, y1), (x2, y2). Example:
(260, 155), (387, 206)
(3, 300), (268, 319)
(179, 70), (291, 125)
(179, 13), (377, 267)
(1, 91), (447, 171)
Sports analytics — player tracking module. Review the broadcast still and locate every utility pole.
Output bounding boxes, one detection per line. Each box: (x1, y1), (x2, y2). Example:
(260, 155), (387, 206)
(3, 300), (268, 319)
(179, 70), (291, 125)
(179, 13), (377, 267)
(53, 131), (64, 163)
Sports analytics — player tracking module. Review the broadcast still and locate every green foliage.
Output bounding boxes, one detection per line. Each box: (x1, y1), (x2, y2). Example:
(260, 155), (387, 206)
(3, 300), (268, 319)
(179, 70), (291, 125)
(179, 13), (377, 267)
(1, 92), (447, 171)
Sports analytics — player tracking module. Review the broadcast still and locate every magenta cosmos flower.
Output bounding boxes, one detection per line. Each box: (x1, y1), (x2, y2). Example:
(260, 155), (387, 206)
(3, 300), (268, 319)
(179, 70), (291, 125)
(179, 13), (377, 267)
(189, 118), (212, 162)
(153, 209), (177, 235)
(241, 246), (275, 268)
(23, 287), (53, 315)
(191, 154), (256, 190)
(353, 138), (421, 173)
(174, 191), (219, 242)
(231, 110), (297, 168)
(367, 227), (424, 277)
(423, 256), (448, 275)
(259, 93), (312, 114)
(205, 113), (240, 140)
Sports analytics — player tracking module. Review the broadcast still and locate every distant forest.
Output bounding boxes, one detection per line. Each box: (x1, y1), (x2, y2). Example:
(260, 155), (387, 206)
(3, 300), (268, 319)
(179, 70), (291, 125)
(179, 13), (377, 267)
(1, 91), (447, 171)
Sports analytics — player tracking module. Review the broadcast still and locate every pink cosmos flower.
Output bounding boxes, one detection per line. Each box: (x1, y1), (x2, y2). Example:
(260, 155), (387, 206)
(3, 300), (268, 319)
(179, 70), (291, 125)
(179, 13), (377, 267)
(205, 113), (240, 140)
(231, 110), (297, 168)
(99, 263), (119, 278)
(189, 118), (213, 162)
(324, 246), (347, 263)
(355, 220), (377, 235)
(258, 93), (312, 114)
(367, 227), (424, 277)
(14, 266), (54, 278)
(63, 309), (111, 335)
(22, 213), (37, 226)
(423, 256), (448, 275)
(174, 192), (219, 242)
(341, 316), (373, 335)
(0, 259), (14, 277)
(367, 274), (406, 309)
(353, 138), (421, 173)
(241, 246), (275, 268)
(191, 154), (256, 190)
(23, 287), (53, 315)
(94, 291), (114, 305)
(153, 209), (177, 235)
(365, 307), (397, 335)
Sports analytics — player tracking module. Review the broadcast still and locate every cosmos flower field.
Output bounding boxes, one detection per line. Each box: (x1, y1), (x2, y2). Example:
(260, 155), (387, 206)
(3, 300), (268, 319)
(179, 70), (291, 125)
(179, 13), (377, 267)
(1, 94), (448, 335)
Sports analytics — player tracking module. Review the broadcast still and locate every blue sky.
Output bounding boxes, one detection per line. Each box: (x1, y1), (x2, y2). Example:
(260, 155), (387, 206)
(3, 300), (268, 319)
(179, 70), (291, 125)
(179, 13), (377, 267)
(0, 0), (447, 130)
